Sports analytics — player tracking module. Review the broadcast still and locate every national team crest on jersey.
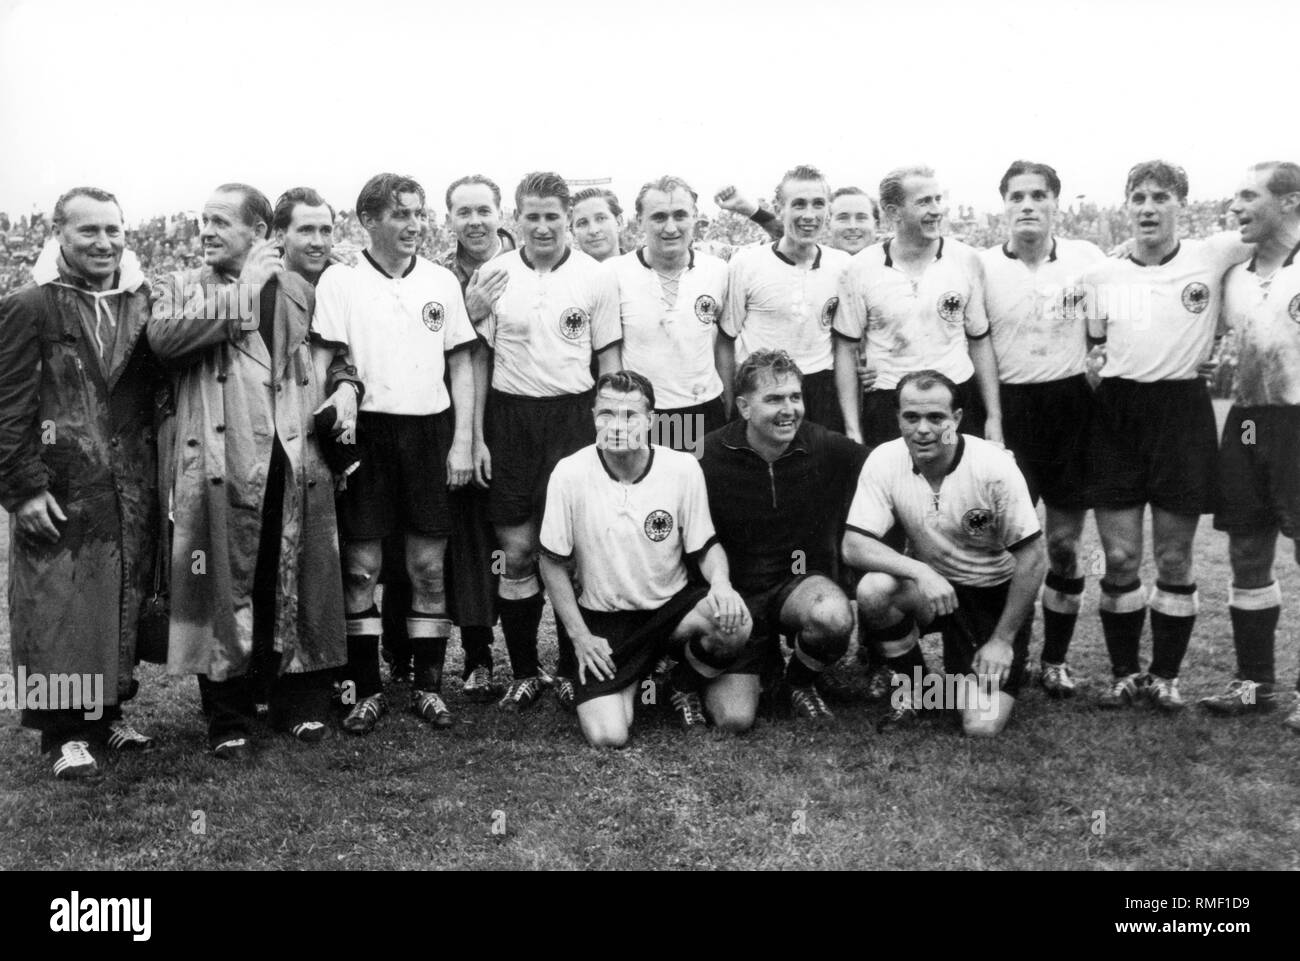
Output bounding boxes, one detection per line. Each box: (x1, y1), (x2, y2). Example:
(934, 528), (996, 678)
(962, 508), (994, 537)
(1289, 293), (1300, 324)
(820, 296), (840, 328)
(560, 307), (589, 340)
(937, 291), (965, 323)
(644, 510), (674, 542)
(421, 302), (445, 332)
(694, 294), (718, 325)
(1181, 282), (1210, 314)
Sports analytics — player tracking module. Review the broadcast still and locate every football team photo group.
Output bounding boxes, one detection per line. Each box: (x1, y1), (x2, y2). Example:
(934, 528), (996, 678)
(5, 153), (1300, 792)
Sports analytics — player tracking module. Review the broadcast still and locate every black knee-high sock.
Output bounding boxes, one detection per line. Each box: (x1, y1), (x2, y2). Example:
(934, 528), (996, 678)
(460, 625), (495, 677)
(672, 636), (735, 693)
(1041, 572), (1084, 664)
(554, 617), (577, 679)
(857, 608), (886, 669)
(1099, 579), (1145, 677)
(1148, 581), (1197, 680)
(381, 580), (412, 671)
(498, 575), (544, 679)
(345, 606), (383, 698)
(1229, 583), (1280, 687)
(869, 615), (927, 676)
(408, 610), (450, 692)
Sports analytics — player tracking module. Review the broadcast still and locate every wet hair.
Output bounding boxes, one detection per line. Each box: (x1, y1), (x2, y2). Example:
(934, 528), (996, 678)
(774, 165), (829, 205)
(1124, 160), (1188, 202)
(998, 160), (1062, 199)
(514, 171), (571, 212)
(896, 369), (960, 410)
(879, 166), (936, 211)
(595, 369), (655, 413)
(356, 173), (426, 223)
(634, 176), (699, 218)
(735, 349), (804, 398)
(272, 187), (335, 232)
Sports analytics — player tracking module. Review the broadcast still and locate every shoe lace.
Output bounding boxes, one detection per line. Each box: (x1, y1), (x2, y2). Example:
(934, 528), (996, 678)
(671, 690), (704, 722)
(507, 679), (536, 702)
(62, 741), (94, 764)
(792, 686), (828, 716)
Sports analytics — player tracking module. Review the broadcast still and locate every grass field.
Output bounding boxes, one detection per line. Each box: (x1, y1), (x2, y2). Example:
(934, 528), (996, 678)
(4, 401), (1300, 870)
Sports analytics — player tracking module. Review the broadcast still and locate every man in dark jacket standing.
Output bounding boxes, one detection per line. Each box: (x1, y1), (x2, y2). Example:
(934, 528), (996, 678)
(0, 187), (164, 780)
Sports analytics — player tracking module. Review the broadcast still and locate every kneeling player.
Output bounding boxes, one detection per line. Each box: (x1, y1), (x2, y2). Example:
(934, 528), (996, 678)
(539, 371), (750, 747)
(843, 371), (1045, 736)
(700, 350), (865, 731)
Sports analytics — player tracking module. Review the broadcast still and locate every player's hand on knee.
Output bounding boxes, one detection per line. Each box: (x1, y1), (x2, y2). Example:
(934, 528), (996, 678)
(915, 567), (957, 618)
(972, 638), (1014, 687)
(574, 632), (615, 684)
(706, 581), (747, 635)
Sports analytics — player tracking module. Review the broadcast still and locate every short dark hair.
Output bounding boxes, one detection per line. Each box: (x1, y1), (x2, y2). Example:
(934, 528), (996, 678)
(356, 173), (426, 223)
(445, 174), (502, 212)
(515, 171), (571, 212)
(830, 185), (879, 224)
(735, 349), (804, 398)
(572, 187), (623, 220)
(1124, 160), (1188, 202)
(272, 187), (335, 232)
(595, 369), (655, 413)
(52, 186), (122, 228)
(998, 160), (1062, 199)
(214, 182), (273, 237)
(879, 166), (936, 211)
(1252, 161), (1300, 198)
(634, 176), (699, 218)
(775, 165), (829, 205)
(896, 369), (960, 410)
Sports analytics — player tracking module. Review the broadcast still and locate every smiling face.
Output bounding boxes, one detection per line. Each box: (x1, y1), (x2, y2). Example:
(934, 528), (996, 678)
(829, 193), (875, 254)
(277, 203), (333, 278)
(57, 195), (124, 284)
(738, 370), (803, 447)
(1126, 177), (1183, 252)
(891, 175), (948, 244)
(1003, 173), (1057, 245)
(898, 381), (962, 467)
(363, 190), (426, 262)
(571, 196), (621, 262)
(201, 190), (262, 274)
(640, 187), (696, 262)
(777, 177), (829, 245)
(1228, 167), (1292, 246)
(594, 385), (652, 451)
(448, 182), (503, 258)
(517, 195), (569, 261)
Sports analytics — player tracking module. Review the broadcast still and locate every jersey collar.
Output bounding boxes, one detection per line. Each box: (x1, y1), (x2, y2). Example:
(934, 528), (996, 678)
(883, 236), (944, 269)
(597, 446), (655, 484)
(772, 242), (823, 269)
(1128, 241), (1181, 267)
(1001, 238), (1057, 262)
(362, 249), (417, 279)
(635, 245), (696, 270)
(910, 432), (965, 476)
(719, 416), (811, 459)
(520, 244), (572, 272)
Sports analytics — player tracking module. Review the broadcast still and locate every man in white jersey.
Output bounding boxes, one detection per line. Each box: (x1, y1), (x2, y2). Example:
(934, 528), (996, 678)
(470, 171), (622, 713)
(844, 370), (1045, 736)
(539, 370), (749, 746)
(834, 165), (1003, 449)
(721, 165), (852, 433)
(1080, 160), (1252, 711)
(979, 160), (1107, 698)
(1200, 161), (1300, 732)
(613, 175), (731, 452)
(313, 173), (478, 735)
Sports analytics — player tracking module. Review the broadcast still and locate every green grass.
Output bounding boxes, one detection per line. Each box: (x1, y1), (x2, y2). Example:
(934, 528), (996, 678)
(4, 401), (1300, 870)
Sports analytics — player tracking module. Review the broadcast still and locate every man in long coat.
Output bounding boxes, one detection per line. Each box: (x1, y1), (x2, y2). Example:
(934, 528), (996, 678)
(0, 187), (164, 780)
(148, 182), (359, 759)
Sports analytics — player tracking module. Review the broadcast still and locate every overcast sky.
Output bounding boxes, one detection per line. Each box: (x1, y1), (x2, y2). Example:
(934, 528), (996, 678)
(1, 0), (1293, 223)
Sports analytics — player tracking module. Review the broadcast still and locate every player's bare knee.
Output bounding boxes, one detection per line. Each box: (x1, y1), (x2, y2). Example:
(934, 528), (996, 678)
(806, 594), (854, 644)
(1046, 530), (1079, 574)
(1103, 544), (1138, 576)
(702, 624), (748, 659)
(855, 574), (896, 620)
(712, 703), (756, 734)
(1153, 542), (1193, 583)
(585, 726), (630, 749)
(407, 556), (446, 599)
